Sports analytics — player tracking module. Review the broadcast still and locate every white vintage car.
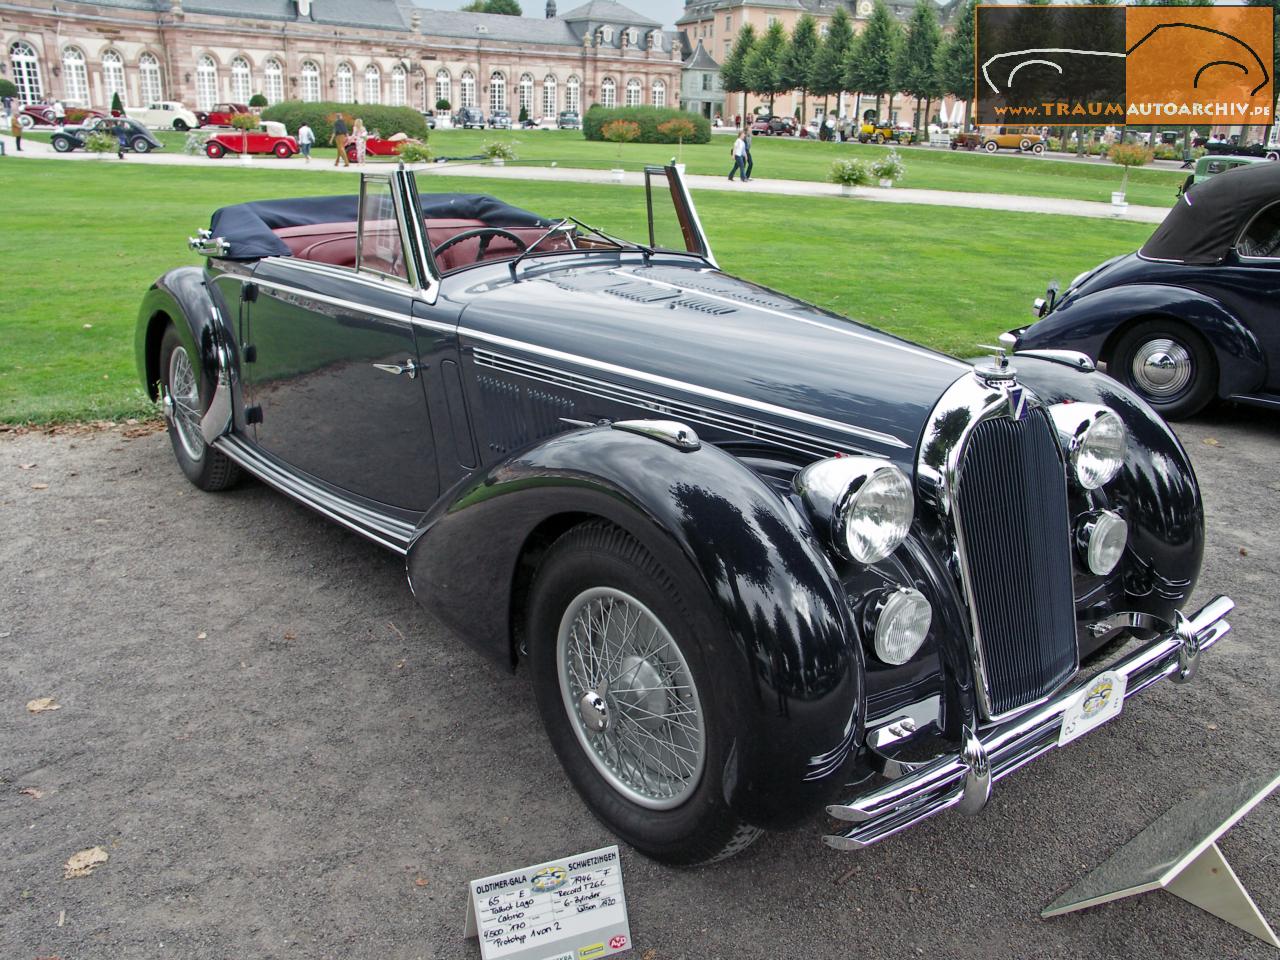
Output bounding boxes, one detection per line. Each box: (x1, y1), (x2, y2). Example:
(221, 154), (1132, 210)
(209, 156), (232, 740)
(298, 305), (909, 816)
(125, 101), (201, 131)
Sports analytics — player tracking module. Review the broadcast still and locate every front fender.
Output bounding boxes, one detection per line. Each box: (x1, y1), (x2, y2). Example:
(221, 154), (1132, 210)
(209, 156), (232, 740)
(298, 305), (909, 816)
(406, 426), (864, 829)
(1021, 283), (1267, 397)
(134, 265), (236, 399)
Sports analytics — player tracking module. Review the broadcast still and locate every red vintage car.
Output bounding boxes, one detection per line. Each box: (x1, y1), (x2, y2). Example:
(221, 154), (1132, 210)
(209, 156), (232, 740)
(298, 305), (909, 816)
(197, 102), (251, 127)
(344, 135), (423, 162)
(204, 128), (298, 159)
(17, 104), (107, 129)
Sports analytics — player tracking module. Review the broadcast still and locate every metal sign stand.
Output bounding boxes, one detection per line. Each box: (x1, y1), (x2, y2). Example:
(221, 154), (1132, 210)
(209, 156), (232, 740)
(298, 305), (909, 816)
(1042, 771), (1280, 949)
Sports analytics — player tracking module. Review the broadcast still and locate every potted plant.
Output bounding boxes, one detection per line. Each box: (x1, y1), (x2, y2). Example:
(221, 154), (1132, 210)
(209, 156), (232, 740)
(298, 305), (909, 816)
(870, 148), (905, 188)
(249, 93), (268, 110)
(828, 158), (871, 197)
(483, 140), (517, 167)
(657, 117), (698, 173)
(601, 119), (641, 182)
(396, 141), (432, 164)
(435, 98), (452, 129)
(1107, 142), (1153, 213)
(84, 128), (118, 160)
(230, 111), (260, 163)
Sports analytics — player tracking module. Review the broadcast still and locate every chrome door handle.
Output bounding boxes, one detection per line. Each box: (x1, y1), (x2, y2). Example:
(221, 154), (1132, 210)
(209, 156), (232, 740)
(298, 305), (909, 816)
(372, 359), (419, 380)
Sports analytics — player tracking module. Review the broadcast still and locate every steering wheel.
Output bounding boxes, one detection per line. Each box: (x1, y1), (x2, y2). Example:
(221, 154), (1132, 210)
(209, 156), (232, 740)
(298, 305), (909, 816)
(432, 227), (527, 265)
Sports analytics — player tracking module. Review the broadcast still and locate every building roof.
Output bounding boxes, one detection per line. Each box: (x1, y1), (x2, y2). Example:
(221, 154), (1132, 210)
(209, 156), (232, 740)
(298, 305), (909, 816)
(678, 0), (958, 26)
(410, 6), (580, 43)
(683, 39), (720, 70)
(559, 0), (662, 26)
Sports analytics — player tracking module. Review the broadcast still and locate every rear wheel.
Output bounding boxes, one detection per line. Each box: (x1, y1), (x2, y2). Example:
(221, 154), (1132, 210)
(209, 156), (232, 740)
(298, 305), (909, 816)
(873, 133), (885, 144)
(19, 114), (34, 129)
(173, 118), (189, 132)
(273, 141), (293, 158)
(984, 140), (998, 153)
(51, 135), (73, 153)
(1031, 142), (1045, 155)
(528, 522), (762, 865)
(1019, 138), (1032, 151)
(132, 136), (152, 153)
(1110, 319), (1216, 420)
(205, 140), (225, 159)
(159, 325), (240, 491)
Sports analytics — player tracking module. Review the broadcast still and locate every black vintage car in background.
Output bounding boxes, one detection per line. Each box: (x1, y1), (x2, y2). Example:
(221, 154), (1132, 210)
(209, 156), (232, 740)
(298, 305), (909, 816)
(1009, 162), (1280, 419)
(137, 167), (1232, 863)
(50, 116), (163, 154)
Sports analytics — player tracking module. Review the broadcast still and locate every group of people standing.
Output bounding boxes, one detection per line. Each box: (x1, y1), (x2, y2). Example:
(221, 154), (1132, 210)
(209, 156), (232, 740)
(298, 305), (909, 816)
(328, 114), (369, 167)
(729, 128), (754, 182)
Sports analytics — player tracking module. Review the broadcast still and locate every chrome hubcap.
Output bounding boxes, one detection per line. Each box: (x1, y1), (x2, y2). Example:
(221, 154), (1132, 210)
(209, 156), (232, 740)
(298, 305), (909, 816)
(167, 346), (205, 461)
(557, 587), (706, 810)
(1132, 338), (1192, 398)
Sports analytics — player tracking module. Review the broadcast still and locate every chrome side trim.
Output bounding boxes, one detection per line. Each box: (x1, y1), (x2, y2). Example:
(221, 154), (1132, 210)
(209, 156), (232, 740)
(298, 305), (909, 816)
(611, 419), (701, 450)
(248, 277), (434, 330)
(214, 435), (415, 554)
(467, 337), (909, 450)
(823, 596), (1233, 850)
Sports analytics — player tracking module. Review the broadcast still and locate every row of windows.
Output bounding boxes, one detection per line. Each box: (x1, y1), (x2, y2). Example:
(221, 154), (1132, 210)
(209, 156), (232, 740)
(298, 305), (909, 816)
(8, 41), (164, 106)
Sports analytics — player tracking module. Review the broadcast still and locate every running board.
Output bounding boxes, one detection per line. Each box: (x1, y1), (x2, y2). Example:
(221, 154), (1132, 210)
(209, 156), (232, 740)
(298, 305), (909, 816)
(216, 434), (415, 554)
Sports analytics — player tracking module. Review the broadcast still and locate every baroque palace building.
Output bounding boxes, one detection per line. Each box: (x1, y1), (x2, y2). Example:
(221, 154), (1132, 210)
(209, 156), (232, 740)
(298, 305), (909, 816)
(0, 0), (684, 119)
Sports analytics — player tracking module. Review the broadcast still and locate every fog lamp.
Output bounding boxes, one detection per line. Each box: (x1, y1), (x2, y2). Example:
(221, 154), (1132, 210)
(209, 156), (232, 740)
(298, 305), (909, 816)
(872, 587), (932, 665)
(1078, 510), (1127, 575)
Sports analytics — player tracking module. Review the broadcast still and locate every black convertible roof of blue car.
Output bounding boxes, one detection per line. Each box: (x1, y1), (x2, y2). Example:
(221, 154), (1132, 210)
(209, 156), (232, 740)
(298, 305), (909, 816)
(208, 193), (552, 261)
(1141, 160), (1280, 265)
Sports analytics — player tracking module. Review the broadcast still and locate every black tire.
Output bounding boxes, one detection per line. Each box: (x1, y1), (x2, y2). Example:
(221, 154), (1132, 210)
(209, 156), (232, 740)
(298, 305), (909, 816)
(1109, 319), (1216, 420)
(51, 135), (74, 153)
(132, 137), (151, 153)
(158, 325), (240, 491)
(173, 118), (189, 132)
(273, 141), (293, 158)
(950, 141), (958, 150)
(527, 522), (763, 865)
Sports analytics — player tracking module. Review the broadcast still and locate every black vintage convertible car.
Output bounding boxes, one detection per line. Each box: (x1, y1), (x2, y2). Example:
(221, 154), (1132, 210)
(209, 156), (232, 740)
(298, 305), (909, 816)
(50, 116), (163, 154)
(138, 167), (1232, 863)
(1009, 162), (1280, 420)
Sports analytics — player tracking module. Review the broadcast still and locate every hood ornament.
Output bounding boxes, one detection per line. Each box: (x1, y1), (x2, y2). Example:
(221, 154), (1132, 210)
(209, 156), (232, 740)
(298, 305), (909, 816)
(972, 344), (1018, 385)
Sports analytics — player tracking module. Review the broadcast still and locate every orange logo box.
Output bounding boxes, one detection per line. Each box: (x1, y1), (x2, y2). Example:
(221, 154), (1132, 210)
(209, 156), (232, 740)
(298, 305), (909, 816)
(1126, 7), (1273, 125)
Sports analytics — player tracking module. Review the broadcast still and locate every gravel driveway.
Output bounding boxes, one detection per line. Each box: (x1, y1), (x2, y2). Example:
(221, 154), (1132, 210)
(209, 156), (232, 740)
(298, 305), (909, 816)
(3, 410), (1277, 960)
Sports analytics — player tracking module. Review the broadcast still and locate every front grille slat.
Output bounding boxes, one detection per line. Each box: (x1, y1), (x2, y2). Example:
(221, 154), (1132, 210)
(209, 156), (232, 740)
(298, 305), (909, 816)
(955, 410), (1076, 716)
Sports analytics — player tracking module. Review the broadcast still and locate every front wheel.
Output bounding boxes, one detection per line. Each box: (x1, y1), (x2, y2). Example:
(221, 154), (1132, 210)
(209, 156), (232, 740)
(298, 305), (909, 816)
(1031, 142), (1045, 155)
(873, 133), (885, 144)
(273, 141), (293, 158)
(19, 114), (34, 129)
(159, 325), (240, 491)
(51, 135), (73, 153)
(173, 118), (189, 132)
(205, 141), (225, 159)
(1110, 319), (1216, 420)
(984, 140), (998, 153)
(528, 522), (762, 865)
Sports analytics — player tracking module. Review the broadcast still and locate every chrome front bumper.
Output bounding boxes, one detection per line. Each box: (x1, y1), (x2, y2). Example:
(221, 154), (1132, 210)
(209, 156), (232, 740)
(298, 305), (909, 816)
(824, 595), (1234, 850)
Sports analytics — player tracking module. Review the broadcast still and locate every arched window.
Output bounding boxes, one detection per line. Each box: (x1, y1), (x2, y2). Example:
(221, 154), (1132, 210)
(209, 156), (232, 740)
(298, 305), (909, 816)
(541, 74), (557, 117)
(335, 62), (353, 102)
(625, 77), (642, 107)
(230, 55), (252, 103)
(625, 27), (638, 46)
(102, 50), (126, 107)
(434, 69), (451, 108)
(364, 63), (381, 104)
(8, 41), (42, 105)
(489, 71), (506, 114)
(263, 57), (284, 104)
(139, 52), (163, 103)
(390, 64), (407, 106)
(62, 47), (89, 105)
(651, 78), (666, 108)
(300, 59), (320, 102)
(565, 74), (580, 114)
(196, 54), (218, 111)
(460, 70), (476, 108)
(599, 76), (615, 109)
(599, 26), (614, 44)
(648, 30), (662, 50)
(518, 73), (534, 116)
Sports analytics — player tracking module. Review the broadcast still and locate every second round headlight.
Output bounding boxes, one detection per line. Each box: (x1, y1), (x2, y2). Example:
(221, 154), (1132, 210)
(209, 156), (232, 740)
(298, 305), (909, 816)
(842, 465), (914, 564)
(873, 587), (933, 665)
(1074, 410), (1126, 490)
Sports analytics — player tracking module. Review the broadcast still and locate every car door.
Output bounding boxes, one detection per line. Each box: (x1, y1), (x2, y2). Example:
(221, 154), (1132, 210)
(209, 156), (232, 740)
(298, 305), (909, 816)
(1225, 199), (1280, 390)
(241, 172), (442, 511)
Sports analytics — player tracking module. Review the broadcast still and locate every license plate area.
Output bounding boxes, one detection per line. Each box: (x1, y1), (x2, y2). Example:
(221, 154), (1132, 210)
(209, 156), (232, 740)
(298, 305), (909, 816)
(1059, 670), (1127, 746)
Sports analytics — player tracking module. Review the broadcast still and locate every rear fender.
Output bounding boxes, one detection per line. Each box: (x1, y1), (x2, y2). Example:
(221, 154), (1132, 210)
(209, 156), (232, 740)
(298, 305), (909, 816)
(406, 425), (865, 829)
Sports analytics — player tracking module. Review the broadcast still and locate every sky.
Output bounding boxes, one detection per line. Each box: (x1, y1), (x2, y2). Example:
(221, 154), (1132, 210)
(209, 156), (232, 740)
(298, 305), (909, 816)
(419, 0), (688, 31)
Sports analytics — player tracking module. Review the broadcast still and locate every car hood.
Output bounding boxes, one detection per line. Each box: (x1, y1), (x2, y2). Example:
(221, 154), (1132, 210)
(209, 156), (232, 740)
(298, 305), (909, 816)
(456, 259), (971, 465)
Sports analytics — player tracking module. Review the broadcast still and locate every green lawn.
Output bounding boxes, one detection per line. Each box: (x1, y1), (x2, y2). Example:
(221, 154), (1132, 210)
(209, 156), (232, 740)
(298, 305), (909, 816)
(25, 126), (1186, 209)
(0, 158), (1152, 423)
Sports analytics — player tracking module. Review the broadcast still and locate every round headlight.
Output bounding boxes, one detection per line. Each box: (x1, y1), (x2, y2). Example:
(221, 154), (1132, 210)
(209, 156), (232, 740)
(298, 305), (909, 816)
(1079, 510), (1128, 575)
(1074, 410), (1126, 490)
(873, 587), (932, 665)
(842, 465), (914, 564)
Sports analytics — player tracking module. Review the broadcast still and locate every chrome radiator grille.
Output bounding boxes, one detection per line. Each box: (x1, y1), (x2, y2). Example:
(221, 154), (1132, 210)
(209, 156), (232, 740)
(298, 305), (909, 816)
(954, 410), (1077, 718)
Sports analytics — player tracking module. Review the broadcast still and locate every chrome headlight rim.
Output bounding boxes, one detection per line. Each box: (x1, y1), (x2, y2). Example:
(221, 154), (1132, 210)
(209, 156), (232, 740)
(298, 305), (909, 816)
(1077, 509), (1128, 575)
(1049, 403), (1127, 491)
(794, 457), (915, 565)
(867, 586), (933, 666)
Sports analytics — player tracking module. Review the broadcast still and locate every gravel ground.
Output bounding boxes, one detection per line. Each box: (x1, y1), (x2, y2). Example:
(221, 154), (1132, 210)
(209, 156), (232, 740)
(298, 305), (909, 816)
(2, 409), (1277, 960)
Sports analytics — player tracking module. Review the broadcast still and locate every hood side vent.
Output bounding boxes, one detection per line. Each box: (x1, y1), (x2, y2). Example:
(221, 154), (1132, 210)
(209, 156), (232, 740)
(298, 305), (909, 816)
(602, 281), (679, 304)
(671, 296), (737, 316)
(629, 266), (796, 310)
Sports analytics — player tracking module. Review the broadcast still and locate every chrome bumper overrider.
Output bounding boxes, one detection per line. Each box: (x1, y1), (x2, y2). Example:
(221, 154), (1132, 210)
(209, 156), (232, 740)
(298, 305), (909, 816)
(824, 596), (1234, 850)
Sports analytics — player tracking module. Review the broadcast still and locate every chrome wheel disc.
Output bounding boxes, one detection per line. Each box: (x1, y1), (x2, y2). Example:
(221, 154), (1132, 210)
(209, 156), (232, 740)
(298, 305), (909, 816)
(1131, 338), (1193, 399)
(167, 346), (205, 461)
(556, 587), (706, 810)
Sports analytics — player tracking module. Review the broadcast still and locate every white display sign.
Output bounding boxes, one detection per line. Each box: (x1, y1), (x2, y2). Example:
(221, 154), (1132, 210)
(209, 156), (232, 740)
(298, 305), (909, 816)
(464, 845), (632, 960)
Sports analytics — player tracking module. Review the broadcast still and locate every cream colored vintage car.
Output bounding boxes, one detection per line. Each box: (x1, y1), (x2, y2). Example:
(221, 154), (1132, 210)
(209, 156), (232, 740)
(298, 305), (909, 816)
(125, 101), (202, 132)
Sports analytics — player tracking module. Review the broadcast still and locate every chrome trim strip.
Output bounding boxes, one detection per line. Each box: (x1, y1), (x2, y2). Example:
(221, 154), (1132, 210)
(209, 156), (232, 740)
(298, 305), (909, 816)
(248, 277), (433, 330)
(466, 336), (909, 450)
(668, 164), (717, 268)
(215, 435), (414, 554)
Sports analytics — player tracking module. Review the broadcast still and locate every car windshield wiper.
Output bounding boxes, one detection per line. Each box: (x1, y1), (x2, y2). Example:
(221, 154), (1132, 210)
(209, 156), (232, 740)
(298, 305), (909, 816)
(508, 217), (650, 275)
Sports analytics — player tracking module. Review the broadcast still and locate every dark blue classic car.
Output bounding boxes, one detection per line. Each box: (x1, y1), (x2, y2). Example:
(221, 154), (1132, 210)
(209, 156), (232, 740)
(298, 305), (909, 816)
(137, 168), (1232, 863)
(1009, 162), (1280, 420)
(50, 116), (163, 154)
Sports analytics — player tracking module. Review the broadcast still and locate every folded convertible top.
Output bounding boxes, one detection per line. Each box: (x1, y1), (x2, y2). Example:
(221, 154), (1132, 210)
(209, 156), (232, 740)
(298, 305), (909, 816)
(207, 193), (552, 261)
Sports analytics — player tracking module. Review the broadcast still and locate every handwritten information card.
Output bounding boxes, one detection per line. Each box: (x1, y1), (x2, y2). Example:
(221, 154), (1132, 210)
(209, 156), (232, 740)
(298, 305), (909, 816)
(464, 845), (632, 960)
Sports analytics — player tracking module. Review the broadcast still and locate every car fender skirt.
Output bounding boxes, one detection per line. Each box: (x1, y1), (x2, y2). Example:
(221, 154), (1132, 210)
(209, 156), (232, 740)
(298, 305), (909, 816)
(406, 426), (865, 828)
(134, 266), (233, 398)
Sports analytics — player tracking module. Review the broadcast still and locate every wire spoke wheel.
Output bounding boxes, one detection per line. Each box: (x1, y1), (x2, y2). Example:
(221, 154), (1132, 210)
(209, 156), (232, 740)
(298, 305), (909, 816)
(557, 586), (706, 810)
(167, 345), (205, 461)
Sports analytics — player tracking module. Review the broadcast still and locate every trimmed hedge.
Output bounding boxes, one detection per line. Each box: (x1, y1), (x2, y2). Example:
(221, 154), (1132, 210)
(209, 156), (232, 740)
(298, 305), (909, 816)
(260, 100), (429, 140)
(583, 106), (710, 144)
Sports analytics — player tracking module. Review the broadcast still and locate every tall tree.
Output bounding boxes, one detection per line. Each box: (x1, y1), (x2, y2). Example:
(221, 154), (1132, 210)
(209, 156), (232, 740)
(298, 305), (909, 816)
(811, 7), (854, 118)
(938, 0), (975, 123)
(720, 24), (757, 125)
(462, 0), (522, 12)
(897, 0), (943, 133)
(744, 18), (789, 114)
(782, 14), (820, 122)
(847, 0), (900, 122)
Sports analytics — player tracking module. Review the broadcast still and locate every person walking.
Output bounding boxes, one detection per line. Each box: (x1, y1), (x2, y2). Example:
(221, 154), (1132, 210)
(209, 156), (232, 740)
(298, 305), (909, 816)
(728, 130), (747, 181)
(331, 113), (351, 167)
(352, 116), (368, 164)
(114, 120), (128, 159)
(742, 127), (754, 181)
(10, 111), (22, 152)
(52, 99), (66, 126)
(297, 122), (315, 162)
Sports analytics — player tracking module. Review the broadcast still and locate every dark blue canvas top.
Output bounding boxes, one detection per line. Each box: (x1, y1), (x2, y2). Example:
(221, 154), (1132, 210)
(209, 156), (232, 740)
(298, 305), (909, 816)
(208, 193), (552, 260)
